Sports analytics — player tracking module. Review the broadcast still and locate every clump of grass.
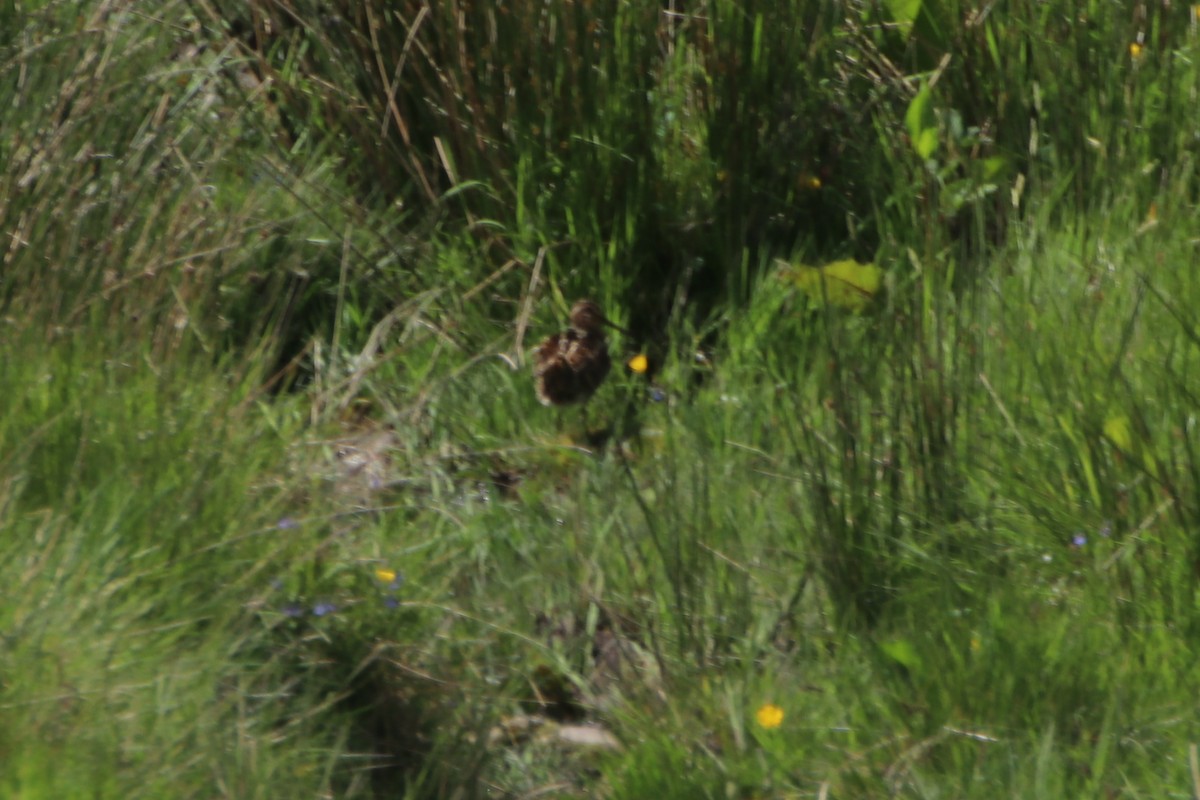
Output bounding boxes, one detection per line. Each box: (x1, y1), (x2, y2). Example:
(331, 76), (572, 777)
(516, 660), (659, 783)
(4, 0), (1200, 798)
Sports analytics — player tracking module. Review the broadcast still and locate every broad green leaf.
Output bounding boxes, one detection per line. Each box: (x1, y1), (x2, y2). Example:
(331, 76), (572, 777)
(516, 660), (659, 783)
(1102, 415), (1134, 454)
(1103, 413), (1159, 477)
(884, 0), (922, 34)
(779, 259), (883, 312)
(881, 638), (923, 671)
(980, 155), (1008, 180)
(906, 83), (938, 159)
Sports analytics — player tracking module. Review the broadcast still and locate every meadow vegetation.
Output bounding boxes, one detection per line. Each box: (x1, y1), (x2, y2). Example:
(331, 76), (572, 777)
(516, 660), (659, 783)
(2, 0), (1200, 797)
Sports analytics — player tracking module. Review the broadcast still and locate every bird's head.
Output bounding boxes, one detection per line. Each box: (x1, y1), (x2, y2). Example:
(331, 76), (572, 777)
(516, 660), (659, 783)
(569, 299), (621, 334)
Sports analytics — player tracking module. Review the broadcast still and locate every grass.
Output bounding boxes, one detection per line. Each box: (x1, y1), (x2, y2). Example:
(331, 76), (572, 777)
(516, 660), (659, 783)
(2, 0), (1200, 797)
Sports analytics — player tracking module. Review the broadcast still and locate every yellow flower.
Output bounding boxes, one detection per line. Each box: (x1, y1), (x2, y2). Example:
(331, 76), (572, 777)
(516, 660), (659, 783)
(755, 703), (784, 729)
(628, 353), (649, 374)
(970, 636), (982, 653)
(1129, 42), (1144, 59)
(375, 568), (397, 584)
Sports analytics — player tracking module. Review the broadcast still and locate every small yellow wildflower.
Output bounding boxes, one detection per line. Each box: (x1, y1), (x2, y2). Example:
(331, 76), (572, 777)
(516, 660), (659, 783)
(375, 568), (397, 584)
(628, 353), (649, 374)
(755, 703), (784, 729)
(1129, 42), (1144, 59)
(970, 636), (982, 653)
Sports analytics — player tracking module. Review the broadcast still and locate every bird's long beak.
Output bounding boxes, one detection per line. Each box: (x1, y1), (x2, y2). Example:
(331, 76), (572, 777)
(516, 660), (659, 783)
(600, 315), (629, 336)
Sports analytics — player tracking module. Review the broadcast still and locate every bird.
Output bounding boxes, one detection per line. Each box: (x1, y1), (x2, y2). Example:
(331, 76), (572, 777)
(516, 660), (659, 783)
(533, 299), (621, 408)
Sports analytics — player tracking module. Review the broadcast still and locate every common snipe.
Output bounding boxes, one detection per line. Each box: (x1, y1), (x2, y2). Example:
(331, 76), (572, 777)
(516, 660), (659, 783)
(533, 299), (620, 407)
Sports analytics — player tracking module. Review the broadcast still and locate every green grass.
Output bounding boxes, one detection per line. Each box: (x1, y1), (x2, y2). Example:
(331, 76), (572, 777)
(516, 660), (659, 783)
(2, 0), (1200, 798)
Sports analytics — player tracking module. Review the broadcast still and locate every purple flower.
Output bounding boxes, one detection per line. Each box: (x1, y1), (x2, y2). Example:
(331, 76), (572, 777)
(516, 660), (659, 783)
(383, 596), (400, 610)
(277, 517), (299, 530)
(1072, 533), (1087, 548)
(312, 602), (337, 617)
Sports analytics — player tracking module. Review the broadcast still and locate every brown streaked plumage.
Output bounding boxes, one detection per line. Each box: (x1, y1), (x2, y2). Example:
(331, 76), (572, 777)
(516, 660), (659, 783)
(534, 300), (618, 407)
